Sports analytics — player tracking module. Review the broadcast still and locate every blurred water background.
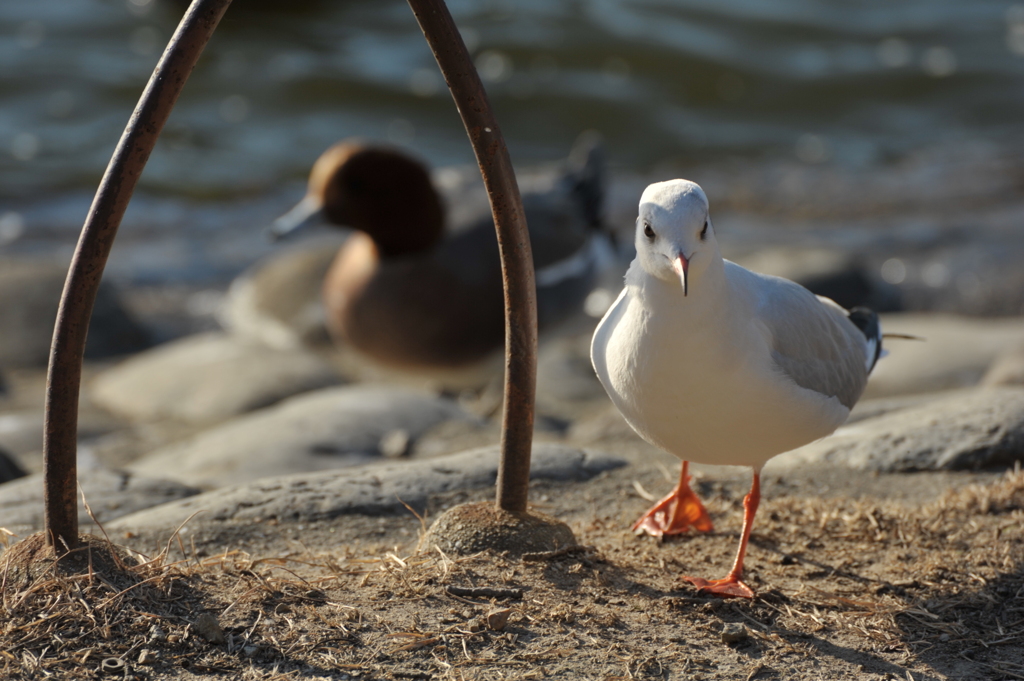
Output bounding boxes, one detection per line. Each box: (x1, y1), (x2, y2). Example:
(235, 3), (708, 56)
(3, 0), (1024, 322)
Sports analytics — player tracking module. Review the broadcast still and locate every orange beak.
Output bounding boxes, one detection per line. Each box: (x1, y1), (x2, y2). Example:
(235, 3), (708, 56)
(672, 253), (689, 296)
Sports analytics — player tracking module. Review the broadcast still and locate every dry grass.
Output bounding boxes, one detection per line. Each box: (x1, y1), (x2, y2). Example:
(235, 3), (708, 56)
(1, 468), (1022, 680)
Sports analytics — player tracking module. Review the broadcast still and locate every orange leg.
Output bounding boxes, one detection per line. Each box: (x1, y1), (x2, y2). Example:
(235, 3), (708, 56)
(632, 461), (714, 537)
(684, 468), (761, 599)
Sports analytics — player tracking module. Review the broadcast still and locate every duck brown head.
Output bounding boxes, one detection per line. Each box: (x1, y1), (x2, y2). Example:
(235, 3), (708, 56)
(271, 140), (446, 258)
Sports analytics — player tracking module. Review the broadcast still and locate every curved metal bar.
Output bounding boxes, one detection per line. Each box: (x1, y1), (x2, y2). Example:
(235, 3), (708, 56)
(42, 0), (233, 552)
(407, 0), (538, 513)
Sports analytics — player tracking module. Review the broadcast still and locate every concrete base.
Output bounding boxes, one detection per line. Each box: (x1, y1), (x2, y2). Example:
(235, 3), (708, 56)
(421, 501), (576, 556)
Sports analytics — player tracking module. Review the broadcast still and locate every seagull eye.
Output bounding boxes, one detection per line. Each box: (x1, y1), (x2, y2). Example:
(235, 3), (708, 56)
(700, 219), (708, 240)
(643, 222), (655, 240)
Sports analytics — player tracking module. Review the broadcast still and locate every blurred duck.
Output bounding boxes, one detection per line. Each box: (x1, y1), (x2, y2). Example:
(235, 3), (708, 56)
(269, 134), (612, 379)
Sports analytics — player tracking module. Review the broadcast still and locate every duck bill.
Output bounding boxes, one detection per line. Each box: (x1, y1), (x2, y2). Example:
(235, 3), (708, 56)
(672, 253), (689, 296)
(267, 194), (326, 241)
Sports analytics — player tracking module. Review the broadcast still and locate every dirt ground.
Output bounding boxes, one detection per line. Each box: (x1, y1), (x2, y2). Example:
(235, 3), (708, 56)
(2, 456), (1022, 681)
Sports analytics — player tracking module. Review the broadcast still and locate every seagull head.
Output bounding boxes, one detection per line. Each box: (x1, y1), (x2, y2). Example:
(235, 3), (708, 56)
(635, 179), (716, 296)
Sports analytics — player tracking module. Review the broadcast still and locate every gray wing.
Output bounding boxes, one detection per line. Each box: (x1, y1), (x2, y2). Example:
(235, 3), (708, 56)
(755, 275), (870, 410)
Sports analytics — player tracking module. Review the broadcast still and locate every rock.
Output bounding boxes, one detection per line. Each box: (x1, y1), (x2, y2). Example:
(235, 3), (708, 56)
(110, 444), (626, 532)
(864, 314), (1024, 399)
(844, 392), (961, 425)
(219, 238), (343, 350)
(0, 467), (200, 534)
(486, 608), (512, 631)
(408, 418), (499, 459)
(128, 385), (474, 488)
(536, 333), (607, 409)
(0, 408), (123, 472)
(0, 259), (150, 368)
(194, 613), (226, 644)
(982, 343), (1024, 387)
(567, 405), (674, 464)
(0, 445), (27, 483)
(567, 404), (635, 446)
(771, 387), (1024, 472)
(0, 411), (51, 459)
(90, 332), (342, 424)
(720, 623), (748, 644)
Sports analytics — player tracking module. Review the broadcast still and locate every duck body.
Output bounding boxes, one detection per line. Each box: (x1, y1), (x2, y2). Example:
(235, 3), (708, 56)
(323, 226), (505, 369)
(273, 135), (608, 376)
(590, 178), (880, 598)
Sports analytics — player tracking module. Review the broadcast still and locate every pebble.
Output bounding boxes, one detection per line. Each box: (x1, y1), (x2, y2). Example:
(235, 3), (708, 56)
(90, 331), (342, 424)
(486, 608), (512, 631)
(721, 623), (748, 644)
(137, 649), (156, 665)
(128, 384), (473, 488)
(195, 613), (226, 644)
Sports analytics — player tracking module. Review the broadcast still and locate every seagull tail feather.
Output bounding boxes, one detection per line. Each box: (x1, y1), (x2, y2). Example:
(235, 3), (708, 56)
(882, 333), (926, 341)
(847, 307), (883, 374)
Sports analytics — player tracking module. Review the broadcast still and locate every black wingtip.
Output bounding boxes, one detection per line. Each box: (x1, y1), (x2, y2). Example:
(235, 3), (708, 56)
(848, 306), (883, 373)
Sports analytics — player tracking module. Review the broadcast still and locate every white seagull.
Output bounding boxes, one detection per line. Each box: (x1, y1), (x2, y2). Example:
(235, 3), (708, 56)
(591, 179), (882, 598)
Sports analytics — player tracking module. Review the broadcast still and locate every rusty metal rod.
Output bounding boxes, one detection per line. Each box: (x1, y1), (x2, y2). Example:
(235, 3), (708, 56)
(42, 0), (233, 552)
(407, 0), (538, 513)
